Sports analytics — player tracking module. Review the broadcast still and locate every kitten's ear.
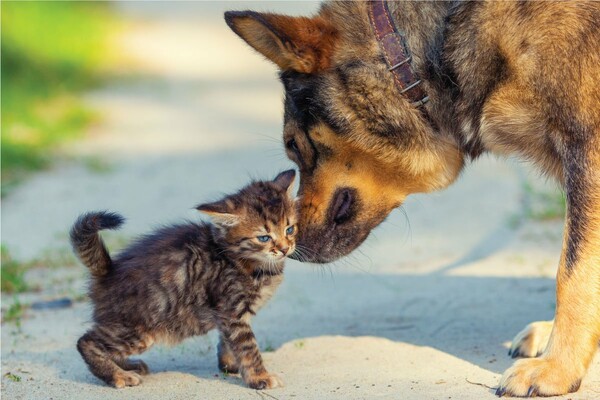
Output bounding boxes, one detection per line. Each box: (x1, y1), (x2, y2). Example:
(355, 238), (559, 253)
(273, 169), (296, 196)
(224, 11), (337, 73)
(196, 199), (239, 227)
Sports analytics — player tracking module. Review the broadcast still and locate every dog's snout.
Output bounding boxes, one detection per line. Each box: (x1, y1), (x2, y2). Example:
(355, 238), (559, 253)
(332, 188), (355, 224)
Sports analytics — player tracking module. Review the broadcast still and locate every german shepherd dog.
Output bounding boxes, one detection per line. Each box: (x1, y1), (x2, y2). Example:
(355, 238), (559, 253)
(224, 1), (600, 397)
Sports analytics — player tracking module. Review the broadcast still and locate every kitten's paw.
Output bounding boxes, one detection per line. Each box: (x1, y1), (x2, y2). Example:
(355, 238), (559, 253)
(218, 361), (239, 374)
(112, 370), (142, 388)
(246, 373), (284, 390)
(217, 347), (239, 374)
(508, 320), (553, 358)
(123, 359), (150, 375)
(496, 357), (583, 397)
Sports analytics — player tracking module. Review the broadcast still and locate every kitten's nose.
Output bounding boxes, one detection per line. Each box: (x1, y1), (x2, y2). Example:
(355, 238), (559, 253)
(280, 247), (289, 256)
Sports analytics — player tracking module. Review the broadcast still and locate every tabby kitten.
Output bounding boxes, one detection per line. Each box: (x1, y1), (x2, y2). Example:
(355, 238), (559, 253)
(71, 170), (297, 390)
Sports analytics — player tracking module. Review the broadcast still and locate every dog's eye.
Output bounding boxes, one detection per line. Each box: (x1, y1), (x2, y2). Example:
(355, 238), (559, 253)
(287, 139), (299, 153)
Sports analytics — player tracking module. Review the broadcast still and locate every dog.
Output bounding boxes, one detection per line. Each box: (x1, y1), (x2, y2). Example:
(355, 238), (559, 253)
(224, 1), (600, 397)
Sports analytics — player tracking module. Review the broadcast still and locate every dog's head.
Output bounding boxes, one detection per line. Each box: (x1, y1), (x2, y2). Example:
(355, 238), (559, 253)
(225, 3), (463, 262)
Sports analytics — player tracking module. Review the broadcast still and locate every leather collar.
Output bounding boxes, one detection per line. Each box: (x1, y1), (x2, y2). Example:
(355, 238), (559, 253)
(368, 0), (429, 108)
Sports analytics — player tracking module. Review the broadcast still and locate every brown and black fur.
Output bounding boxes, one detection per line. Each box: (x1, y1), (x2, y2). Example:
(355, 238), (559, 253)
(225, 1), (600, 397)
(71, 170), (297, 390)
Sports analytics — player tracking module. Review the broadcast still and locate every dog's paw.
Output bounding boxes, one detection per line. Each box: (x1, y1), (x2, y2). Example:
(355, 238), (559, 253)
(112, 370), (142, 388)
(508, 320), (553, 358)
(496, 357), (582, 397)
(246, 373), (284, 390)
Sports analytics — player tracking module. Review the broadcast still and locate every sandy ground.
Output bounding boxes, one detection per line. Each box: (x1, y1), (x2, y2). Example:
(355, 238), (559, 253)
(2, 2), (599, 399)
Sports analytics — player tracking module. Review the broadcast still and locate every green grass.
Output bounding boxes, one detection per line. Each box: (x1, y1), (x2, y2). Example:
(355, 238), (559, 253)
(29, 246), (79, 270)
(263, 339), (275, 352)
(82, 156), (115, 174)
(0, 233), (130, 295)
(1, 244), (81, 294)
(4, 372), (22, 382)
(1, 246), (29, 293)
(1, 1), (119, 194)
(3, 299), (25, 324)
(524, 183), (566, 221)
(509, 182), (566, 229)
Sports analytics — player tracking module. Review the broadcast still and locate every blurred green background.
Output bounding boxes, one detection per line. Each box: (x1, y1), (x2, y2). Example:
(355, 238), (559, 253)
(1, 1), (119, 193)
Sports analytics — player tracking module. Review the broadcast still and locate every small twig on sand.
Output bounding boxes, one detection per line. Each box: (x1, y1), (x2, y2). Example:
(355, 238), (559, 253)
(465, 378), (497, 390)
(255, 390), (281, 400)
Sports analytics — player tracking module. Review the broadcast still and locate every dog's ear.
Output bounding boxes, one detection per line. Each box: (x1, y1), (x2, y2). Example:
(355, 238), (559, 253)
(224, 11), (336, 73)
(273, 169), (296, 197)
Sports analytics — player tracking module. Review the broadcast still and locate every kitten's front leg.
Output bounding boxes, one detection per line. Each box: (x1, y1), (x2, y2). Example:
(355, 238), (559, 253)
(219, 317), (282, 390)
(217, 334), (239, 374)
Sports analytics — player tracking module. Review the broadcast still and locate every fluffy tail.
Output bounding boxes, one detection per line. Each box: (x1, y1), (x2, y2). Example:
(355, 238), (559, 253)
(70, 211), (124, 277)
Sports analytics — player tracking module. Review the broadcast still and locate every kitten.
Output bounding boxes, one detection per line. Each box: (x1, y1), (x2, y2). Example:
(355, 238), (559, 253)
(71, 170), (297, 390)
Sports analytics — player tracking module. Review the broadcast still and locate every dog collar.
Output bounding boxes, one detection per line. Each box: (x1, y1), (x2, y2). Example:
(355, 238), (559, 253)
(368, 0), (429, 108)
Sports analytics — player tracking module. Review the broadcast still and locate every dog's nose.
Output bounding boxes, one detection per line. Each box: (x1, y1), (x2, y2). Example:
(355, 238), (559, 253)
(280, 246), (289, 255)
(332, 188), (354, 224)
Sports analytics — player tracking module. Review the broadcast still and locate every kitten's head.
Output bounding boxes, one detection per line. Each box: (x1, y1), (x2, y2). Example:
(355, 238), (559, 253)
(197, 170), (298, 264)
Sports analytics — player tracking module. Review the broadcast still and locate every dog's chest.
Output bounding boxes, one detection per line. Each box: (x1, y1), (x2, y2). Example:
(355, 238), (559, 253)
(474, 100), (564, 179)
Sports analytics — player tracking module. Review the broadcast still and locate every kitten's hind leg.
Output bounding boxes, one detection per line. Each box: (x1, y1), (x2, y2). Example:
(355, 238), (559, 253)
(77, 330), (142, 388)
(114, 332), (154, 375)
(116, 359), (150, 375)
(218, 334), (239, 374)
(77, 327), (152, 388)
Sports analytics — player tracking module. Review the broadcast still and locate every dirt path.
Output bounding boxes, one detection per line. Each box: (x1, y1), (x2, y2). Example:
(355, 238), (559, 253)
(2, 2), (599, 399)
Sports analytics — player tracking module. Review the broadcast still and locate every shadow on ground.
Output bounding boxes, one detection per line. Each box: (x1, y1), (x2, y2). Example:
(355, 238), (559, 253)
(2, 268), (562, 395)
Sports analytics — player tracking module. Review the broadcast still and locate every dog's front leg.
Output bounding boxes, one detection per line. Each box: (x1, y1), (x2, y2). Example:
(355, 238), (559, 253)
(497, 144), (600, 397)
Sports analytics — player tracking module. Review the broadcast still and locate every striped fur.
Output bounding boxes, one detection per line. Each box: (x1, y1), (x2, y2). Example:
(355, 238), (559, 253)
(73, 171), (297, 389)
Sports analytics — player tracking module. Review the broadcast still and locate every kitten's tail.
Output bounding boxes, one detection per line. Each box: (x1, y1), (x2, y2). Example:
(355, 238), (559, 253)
(70, 211), (124, 277)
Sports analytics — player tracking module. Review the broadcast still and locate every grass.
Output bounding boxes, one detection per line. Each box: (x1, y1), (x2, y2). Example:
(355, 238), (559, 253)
(4, 372), (22, 382)
(523, 183), (566, 221)
(29, 246), (79, 270)
(82, 156), (115, 174)
(0, 232), (130, 296)
(1, 1), (120, 194)
(508, 182), (566, 229)
(3, 298), (25, 325)
(1, 246), (29, 293)
(1, 244), (82, 294)
(263, 339), (275, 352)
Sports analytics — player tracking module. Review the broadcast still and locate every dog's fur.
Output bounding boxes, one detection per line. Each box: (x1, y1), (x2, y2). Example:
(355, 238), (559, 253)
(225, 1), (600, 397)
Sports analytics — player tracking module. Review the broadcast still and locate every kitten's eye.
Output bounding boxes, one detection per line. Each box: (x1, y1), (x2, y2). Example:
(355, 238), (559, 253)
(286, 226), (295, 235)
(257, 235), (271, 243)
